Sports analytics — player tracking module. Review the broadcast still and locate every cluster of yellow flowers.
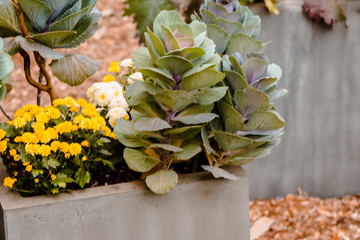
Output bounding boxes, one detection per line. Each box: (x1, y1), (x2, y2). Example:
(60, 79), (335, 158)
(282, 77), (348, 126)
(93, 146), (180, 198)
(1, 97), (117, 190)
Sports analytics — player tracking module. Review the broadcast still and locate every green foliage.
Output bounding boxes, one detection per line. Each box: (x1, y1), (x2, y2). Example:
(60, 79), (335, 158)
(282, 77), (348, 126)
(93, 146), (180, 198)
(195, 0), (287, 179)
(0, 38), (13, 102)
(0, 97), (118, 196)
(124, 0), (176, 43)
(0, 0), (101, 87)
(115, 10), (227, 194)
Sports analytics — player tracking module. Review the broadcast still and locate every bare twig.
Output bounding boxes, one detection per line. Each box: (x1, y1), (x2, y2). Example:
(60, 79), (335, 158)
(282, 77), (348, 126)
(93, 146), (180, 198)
(0, 104), (12, 121)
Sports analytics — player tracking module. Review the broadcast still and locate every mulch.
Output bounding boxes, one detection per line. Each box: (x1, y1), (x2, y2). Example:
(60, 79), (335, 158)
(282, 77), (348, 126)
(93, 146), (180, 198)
(1, 1), (359, 239)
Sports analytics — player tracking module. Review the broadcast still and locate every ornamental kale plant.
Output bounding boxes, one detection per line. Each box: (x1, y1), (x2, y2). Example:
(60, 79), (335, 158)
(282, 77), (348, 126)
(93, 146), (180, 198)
(0, 0), (101, 104)
(195, 0), (287, 179)
(0, 97), (117, 196)
(114, 10), (228, 194)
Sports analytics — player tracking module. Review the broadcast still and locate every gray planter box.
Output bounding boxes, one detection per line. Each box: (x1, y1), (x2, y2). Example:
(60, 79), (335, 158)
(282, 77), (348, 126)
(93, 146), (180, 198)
(0, 166), (249, 240)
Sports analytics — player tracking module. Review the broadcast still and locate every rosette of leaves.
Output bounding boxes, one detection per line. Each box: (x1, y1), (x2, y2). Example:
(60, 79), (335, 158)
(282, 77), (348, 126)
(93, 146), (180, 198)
(201, 29), (287, 179)
(0, 0), (101, 101)
(192, 0), (262, 55)
(114, 10), (227, 194)
(0, 38), (14, 102)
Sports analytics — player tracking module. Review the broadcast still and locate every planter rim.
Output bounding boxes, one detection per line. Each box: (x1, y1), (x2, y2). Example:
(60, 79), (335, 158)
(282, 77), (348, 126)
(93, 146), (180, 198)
(0, 165), (246, 210)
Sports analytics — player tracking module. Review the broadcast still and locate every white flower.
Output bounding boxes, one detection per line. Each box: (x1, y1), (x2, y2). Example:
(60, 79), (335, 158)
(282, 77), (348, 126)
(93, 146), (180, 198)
(109, 96), (129, 110)
(106, 107), (128, 127)
(120, 58), (133, 68)
(87, 81), (123, 107)
(128, 72), (143, 85)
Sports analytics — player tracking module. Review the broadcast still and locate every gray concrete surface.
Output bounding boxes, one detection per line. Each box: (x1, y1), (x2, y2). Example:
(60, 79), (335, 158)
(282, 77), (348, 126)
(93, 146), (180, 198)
(0, 166), (249, 240)
(245, 1), (360, 199)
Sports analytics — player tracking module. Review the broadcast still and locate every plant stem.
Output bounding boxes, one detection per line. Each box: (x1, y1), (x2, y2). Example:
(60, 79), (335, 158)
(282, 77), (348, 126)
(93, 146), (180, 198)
(0, 104), (12, 121)
(37, 72), (43, 106)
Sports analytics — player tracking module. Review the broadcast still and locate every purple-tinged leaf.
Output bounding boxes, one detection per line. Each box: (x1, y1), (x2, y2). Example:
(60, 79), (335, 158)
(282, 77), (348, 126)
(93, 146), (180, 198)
(234, 87), (270, 118)
(241, 57), (268, 84)
(207, 1), (228, 18)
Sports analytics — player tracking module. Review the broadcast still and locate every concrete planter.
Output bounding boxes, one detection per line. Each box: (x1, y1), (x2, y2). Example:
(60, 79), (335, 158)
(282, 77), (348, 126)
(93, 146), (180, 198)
(0, 166), (249, 240)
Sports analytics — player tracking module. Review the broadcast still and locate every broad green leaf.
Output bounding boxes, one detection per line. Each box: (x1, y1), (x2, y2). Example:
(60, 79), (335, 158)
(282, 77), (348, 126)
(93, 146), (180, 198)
(51, 173), (74, 188)
(200, 9), (217, 24)
(47, 159), (60, 168)
(59, 10), (101, 48)
(171, 144), (201, 161)
(16, 36), (64, 59)
(74, 169), (91, 188)
(132, 47), (157, 69)
(29, 31), (77, 48)
(201, 127), (218, 156)
(161, 25), (180, 52)
(194, 86), (228, 105)
(0, 0), (21, 36)
(155, 56), (193, 77)
(234, 87), (270, 117)
(145, 169), (178, 194)
(191, 38), (216, 67)
(228, 56), (244, 77)
(145, 30), (165, 61)
(165, 125), (203, 140)
(226, 34), (264, 55)
(50, 54), (99, 86)
(202, 165), (239, 180)
(176, 104), (214, 117)
(0, 51), (13, 80)
(207, 1), (228, 18)
(245, 111), (285, 131)
(153, 10), (184, 39)
(0, 84), (6, 101)
(268, 88), (288, 104)
(149, 144), (183, 152)
(177, 47), (205, 60)
(124, 148), (159, 172)
(126, 81), (159, 106)
(49, 7), (89, 31)
(224, 70), (248, 91)
(114, 119), (152, 147)
(40, 0), (72, 19)
(60, 0), (81, 18)
(18, 0), (52, 31)
(139, 68), (175, 87)
(266, 63), (282, 80)
(172, 113), (218, 125)
(182, 63), (216, 79)
(214, 131), (252, 152)
(212, 18), (244, 35)
(189, 21), (207, 39)
(132, 100), (166, 119)
(154, 90), (194, 112)
(217, 100), (244, 133)
(181, 69), (225, 92)
(134, 117), (171, 131)
(207, 24), (229, 54)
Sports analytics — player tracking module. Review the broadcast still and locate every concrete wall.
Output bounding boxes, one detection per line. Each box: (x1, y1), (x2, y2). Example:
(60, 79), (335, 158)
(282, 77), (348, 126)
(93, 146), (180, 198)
(245, 1), (360, 199)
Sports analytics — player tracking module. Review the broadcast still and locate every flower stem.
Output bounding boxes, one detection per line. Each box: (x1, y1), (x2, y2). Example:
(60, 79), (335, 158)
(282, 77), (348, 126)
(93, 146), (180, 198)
(0, 104), (12, 121)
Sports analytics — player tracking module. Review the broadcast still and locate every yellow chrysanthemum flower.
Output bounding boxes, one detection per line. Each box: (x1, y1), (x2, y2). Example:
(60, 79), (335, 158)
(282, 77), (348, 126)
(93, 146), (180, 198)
(14, 136), (22, 143)
(50, 141), (61, 152)
(64, 97), (76, 108)
(21, 132), (37, 144)
(23, 161), (30, 166)
(25, 144), (40, 155)
(69, 106), (79, 112)
(9, 149), (17, 156)
(34, 178), (39, 183)
(73, 114), (86, 124)
(22, 112), (32, 122)
(0, 129), (6, 140)
(51, 174), (56, 180)
(0, 140), (7, 153)
(53, 99), (65, 107)
(3, 177), (16, 188)
(45, 106), (61, 119)
(38, 145), (51, 157)
(55, 121), (73, 134)
(33, 122), (45, 133)
(13, 155), (20, 161)
(69, 143), (82, 156)
(103, 75), (116, 82)
(108, 62), (121, 72)
(26, 165), (32, 172)
(64, 153), (70, 158)
(76, 98), (88, 108)
(36, 112), (50, 124)
(13, 117), (26, 128)
(82, 156), (87, 161)
(59, 142), (69, 153)
(81, 140), (89, 147)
